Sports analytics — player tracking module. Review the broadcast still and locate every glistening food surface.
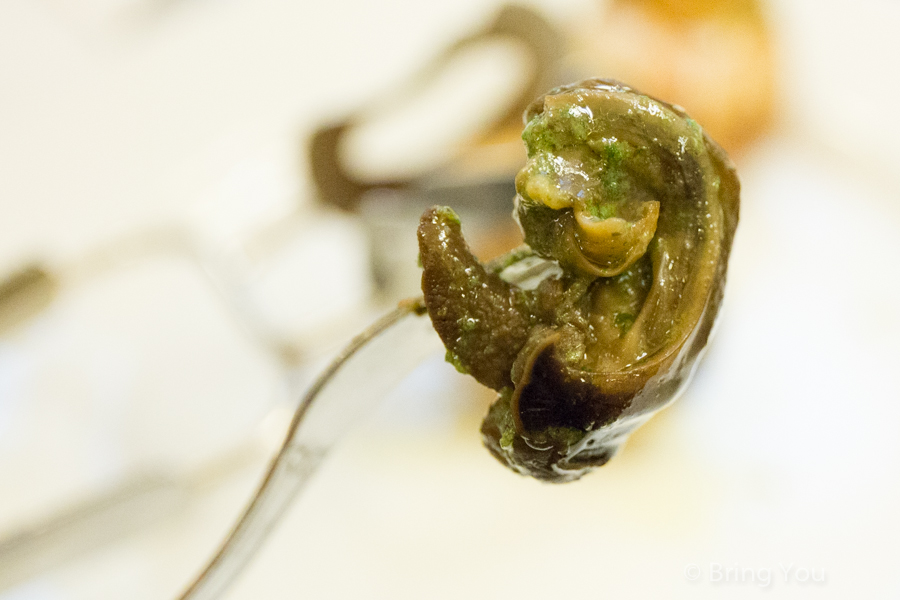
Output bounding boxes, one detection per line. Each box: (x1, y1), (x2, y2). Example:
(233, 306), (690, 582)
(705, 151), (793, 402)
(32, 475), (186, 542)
(418, 79), (739, 482)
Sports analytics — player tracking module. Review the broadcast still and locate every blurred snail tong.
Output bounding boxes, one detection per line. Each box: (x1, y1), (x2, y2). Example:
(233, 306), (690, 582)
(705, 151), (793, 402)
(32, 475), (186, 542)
(418, 79), (739, 482)
(308, 4), (566, 293)
(308, 4), (564, 214)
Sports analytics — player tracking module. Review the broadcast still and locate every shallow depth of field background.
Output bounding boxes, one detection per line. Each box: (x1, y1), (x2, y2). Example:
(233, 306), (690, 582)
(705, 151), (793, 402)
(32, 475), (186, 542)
(1, 1), (899, 598)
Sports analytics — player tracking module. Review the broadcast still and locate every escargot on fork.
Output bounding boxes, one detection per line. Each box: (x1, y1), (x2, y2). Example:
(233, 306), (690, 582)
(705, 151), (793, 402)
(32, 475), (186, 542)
(419, 78), (739, 482)
(179, 79), (739, 598)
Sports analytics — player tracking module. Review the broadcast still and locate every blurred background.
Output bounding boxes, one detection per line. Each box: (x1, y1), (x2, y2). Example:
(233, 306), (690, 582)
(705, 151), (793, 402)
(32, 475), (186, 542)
(1, 0), (900, 598)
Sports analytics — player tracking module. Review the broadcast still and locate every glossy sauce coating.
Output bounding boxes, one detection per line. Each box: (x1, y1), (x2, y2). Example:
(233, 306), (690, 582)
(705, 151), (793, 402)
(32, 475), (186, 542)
(418, 79), (739, 482)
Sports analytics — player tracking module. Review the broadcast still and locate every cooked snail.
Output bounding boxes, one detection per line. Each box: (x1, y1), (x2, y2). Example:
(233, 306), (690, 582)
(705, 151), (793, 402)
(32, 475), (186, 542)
(418, 79), (739, 482)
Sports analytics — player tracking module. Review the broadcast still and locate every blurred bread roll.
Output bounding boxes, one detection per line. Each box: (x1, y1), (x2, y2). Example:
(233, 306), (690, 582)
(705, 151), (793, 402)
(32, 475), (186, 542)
(572, 0), (777, 155)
